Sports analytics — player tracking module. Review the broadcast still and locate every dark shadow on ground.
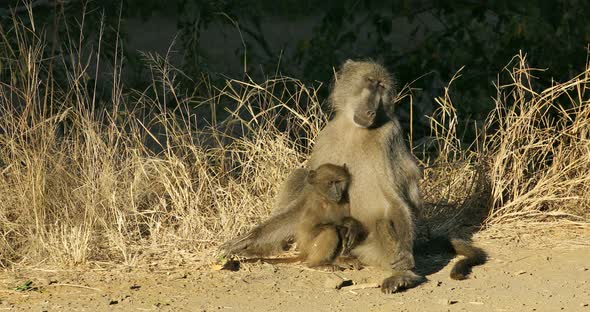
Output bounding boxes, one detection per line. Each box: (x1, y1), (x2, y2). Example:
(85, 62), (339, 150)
(412, 161), (492, 277)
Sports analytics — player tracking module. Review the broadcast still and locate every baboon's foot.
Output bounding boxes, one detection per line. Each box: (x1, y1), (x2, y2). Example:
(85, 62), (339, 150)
(381, 271), (425, 294)
(219, 236), (287, 258)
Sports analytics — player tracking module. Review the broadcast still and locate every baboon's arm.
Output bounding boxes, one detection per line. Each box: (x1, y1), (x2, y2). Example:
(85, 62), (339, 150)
(273, 168), (308, 215)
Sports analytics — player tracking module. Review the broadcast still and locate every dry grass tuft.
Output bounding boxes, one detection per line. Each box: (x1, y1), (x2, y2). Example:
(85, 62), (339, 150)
(0, 12), (322, 267)
(0, 13), (588, 268)
(483, 52), (590, 226)
(421, 53), (590, 240)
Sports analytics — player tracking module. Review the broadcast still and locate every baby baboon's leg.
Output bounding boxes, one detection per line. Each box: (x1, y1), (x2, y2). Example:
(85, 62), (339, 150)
(305, 225), (341, 271)
(221, 169), (310, 257)
(219, 210), (299, 257)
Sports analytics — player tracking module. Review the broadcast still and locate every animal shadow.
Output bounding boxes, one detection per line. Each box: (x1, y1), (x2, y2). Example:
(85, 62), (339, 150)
(413, 161), (492, 277)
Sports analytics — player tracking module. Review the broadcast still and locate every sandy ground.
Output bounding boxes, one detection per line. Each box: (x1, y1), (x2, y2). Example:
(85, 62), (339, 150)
(1, 239), (589, 312)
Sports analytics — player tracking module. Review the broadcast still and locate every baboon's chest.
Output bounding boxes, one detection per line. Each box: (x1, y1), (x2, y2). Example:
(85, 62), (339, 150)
(309, 125), (396, 223)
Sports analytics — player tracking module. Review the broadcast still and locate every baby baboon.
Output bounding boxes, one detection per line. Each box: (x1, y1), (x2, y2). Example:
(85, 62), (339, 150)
(220, 164), (363, 260)
(295, 163), (364, 270)
(219, 164), (364, 265)
(221, 60), (485, 293)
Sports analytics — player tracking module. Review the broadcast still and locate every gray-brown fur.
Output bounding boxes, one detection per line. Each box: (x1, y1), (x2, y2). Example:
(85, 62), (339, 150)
(304, 60), (424, 293)
(272, 168), (308, 216)
(449, 239), (487, 280)
(220, 60), (485, 292)
(295, 163), (358, 270)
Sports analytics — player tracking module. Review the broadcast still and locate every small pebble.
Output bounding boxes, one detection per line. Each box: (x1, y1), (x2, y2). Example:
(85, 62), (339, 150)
(167, 272), (188, 280)
(323, 274), (353, 289)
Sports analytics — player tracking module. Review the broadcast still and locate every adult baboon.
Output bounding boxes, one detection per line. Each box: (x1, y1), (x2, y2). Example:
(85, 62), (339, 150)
(295, 163), (364, 270)
(221, 60), (484, 293)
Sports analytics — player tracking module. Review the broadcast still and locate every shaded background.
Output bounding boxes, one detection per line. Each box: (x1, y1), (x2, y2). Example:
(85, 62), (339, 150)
(1, 0), (589, 142)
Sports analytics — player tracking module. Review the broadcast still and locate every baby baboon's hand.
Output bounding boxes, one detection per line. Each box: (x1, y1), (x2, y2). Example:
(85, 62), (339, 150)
(338, 217), (366, 255)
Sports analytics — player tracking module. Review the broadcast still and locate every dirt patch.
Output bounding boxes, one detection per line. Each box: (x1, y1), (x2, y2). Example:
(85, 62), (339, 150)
(1, 239), (589, 312)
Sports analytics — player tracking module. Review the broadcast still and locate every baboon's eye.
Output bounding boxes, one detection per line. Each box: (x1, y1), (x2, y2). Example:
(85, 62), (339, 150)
(367, 76), (374, 82)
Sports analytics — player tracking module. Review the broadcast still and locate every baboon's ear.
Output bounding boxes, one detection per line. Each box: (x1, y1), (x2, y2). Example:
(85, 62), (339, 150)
(307, 170), (317, 184)
(343, 59), (355, 67)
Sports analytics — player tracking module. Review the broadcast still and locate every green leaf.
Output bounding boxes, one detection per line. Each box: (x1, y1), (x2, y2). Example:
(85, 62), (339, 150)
(15, 280), (33, 292)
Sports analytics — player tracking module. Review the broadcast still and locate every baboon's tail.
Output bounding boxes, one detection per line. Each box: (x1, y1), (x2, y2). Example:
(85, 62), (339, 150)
(449, 238), (487, 280)
(414, 236), (487, 280)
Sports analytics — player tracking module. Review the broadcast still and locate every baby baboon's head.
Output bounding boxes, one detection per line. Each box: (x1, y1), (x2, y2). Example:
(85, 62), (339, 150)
(330, 60), (396, 128)
(307, 163), (350, 203)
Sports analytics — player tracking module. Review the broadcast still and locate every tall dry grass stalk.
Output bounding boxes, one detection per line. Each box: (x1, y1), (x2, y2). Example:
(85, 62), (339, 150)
(422, 52), (590, 238)
(482, 53), (590, 226)
(0, 11), (588, 268)
(0, 9), (323, 267)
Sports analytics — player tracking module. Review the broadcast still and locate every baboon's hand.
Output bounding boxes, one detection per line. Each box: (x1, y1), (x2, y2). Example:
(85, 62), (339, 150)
(338, 217), (365, 254)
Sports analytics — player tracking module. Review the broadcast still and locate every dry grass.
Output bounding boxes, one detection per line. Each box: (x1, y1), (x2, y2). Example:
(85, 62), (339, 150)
(0, 12), (588, 268)
(422, 55), (590, 241)
(483, 53), (590, 225)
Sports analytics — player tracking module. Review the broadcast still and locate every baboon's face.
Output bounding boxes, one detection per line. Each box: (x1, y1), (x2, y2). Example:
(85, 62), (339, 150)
(351, 75), (390, 128)
(307, 164), (350, 203)
(334, 60), (395, 129)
